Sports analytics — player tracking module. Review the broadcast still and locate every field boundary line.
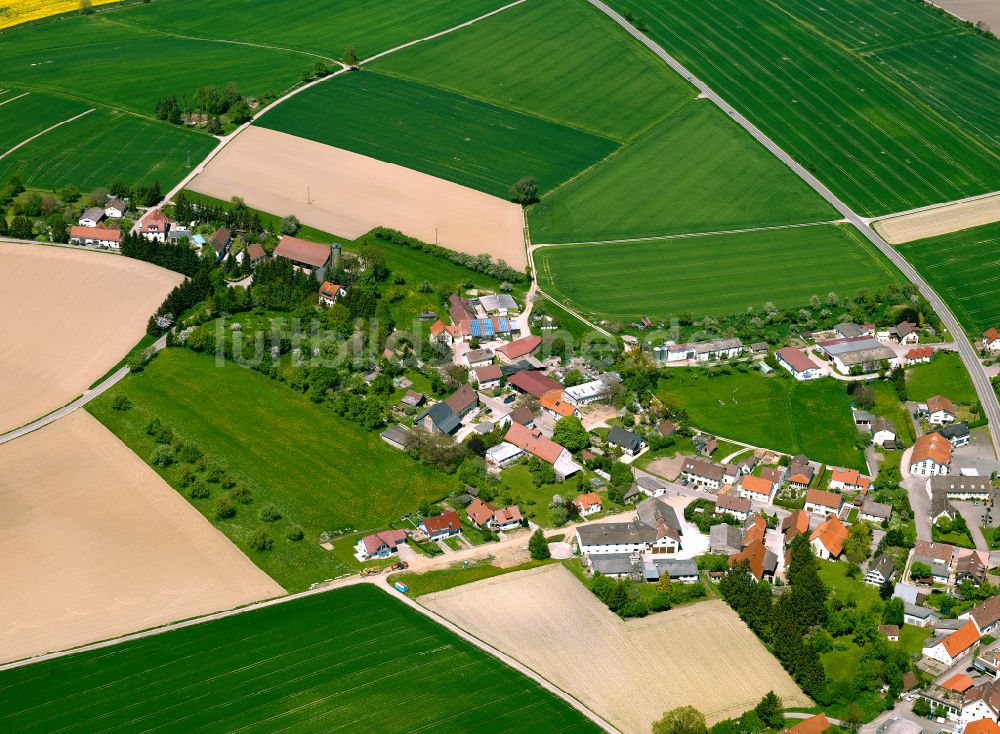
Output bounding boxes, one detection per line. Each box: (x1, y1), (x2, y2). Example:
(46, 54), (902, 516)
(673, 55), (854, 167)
(870, 187), (1000, 223)
(95, 15), (339, 61)
(360, 0), (529, 66)
(530, 218), (843, 248)
(0, 108), (95, 162)
(586, 0), (1000, 452)
(0, 91), (28, 107)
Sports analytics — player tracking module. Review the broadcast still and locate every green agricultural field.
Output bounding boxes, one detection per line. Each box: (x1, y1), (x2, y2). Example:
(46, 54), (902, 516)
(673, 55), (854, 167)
(906, 351), (978, 406)
(626, 0), (1000, 216)
(256, 71), (617, 198)
(373, 0), (691, 143)
(0, 16), (313, 116)
(528, 101), (836, 243)
(896, 221), (1000, 335)
(535, 224), (901, 322)
(88, 349), (458, 592)
(0, 108), (215, 191)
(0, 585), (602, 734)
(657, 369), (864, 468)
(0, 90), (88, 152)
(114, 0), (509, 61)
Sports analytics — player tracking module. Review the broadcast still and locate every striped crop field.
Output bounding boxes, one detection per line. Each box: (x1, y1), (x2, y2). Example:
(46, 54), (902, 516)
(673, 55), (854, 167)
(0, 0), (117, 31)
(0, 584), (603, 734)
(625, 0), (1000, 217)
(534, 223), (903, 322)
(896, 221), (1000, 334)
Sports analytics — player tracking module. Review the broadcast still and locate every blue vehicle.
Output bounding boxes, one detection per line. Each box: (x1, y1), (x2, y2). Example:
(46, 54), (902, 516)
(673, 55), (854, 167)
(394, 582), (409, 593)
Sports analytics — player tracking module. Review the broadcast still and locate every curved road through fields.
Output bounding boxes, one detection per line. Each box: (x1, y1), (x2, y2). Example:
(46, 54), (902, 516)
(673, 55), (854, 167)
(588, 0), (1000, 455)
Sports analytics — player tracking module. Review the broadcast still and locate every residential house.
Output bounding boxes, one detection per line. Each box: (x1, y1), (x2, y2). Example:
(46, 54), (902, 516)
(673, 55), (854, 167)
(961, 597), (1000, 636)
(507, 370), (562, 400)
(710, 524), (744, 555)
(936, 422), (971, 448)
(573, 492), (603, 517)
(904, 602), (940, 627)
(956, 552), (989, 587)
(140, 208), (169, 242)
(888, 321), (920, 345)
(318, 281), (346, 306)
(485, 441), (523, 469)
(77, 207), (105, 227)
(496, 335), (542, 364)
(910, 432), (953, 476)
(931, 487), (958, 524)
(246, 242), (267, 266)
(541, 390), (579, 420)
(400, 391), (424, 409)
(607, 427), (646, 457)
(860, 498), (892, 523)
(729, 537), (778, 581)
(472, 364), (503, 390)
(680, 458), (725, 490)
(449, 293), (476, 324)
(657, 420), (677, 438)
(965, 720), (1000, 734)
(927, 395), (958, 425)
(932, 476), (992, 502)
(760, 466), (785, 485)
(429, 320), (462, 345)
(810, 515), (848, 560)
(906, 346), (935, 365)
(633, 475), (667, 498)
(854, 409), (875, 429)
(504, 422), (581, 480)
(788, 460), (815, 490)
(356, 529), (407, 560)
(576, 499), (682, 556)
(983, 328), (1000, 353)
(466, 498), (494, 528)
(782, 509), (810, 546)
(464, 349), (494, 368)
(871, 417), (897, 447)
(784, 713), (830, 734)
(743, 514), (766, 546)
(737, 475), (776, 504)
(419, 511), (462, 541)
(508, 406), (535, 428)
(379, 426), (413, 451)
(635, 497), (684, 553)
(828, 467), (872, 493)
(208, 227), (231, 260)
(912, 540), (956, 584)
(273, 236), (332, 280)
(698, 436), (718, 457)
(749, 341), (768, 356)
(865, 554), (895, 586)
(414, 403), (460, 435)
(715, 493), (751, 522)
(923, 620), (981, 665)
(776, 347), (823, 380)
(69, 225), (122, 249)
(804, 488), (843, 516)
(652, 339), (743, 363)
(103, 197), (128, 219)
(445, 384), (478, 419)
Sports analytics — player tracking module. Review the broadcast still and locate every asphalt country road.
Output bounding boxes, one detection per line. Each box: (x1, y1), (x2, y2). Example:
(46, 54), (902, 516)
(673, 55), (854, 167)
(589, 0), (1000, 457)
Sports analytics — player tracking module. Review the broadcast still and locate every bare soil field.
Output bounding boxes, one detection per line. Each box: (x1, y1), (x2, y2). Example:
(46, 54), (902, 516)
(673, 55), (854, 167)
(423, 564), (809, 734)
(189, 127), (527, 269)
(0, 411), (283, 664)
(931, 0), (1000, 30)
(0, 243), (182, 434)
(874, 191), (1000, 244)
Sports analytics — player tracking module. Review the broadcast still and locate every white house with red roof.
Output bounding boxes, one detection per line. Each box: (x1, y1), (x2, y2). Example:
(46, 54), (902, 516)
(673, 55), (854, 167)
(573, 492), (603, 517)
(318, 281), (345, 306)
(69, 225), (122, 249)
(419, 511), (462, 541)
(355, 529), (407, 560)
(984, 329), (1000, 353)
(828, 467), (872, 493)
(140, 208), (170, 242)
(776, 347), (822, 380)
(926, 395), (958, 425)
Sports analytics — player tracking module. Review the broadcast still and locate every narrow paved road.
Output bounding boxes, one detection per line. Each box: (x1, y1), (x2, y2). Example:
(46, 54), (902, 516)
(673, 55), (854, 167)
(0, 334), (167, 446)
(589, 0), (1000, 456)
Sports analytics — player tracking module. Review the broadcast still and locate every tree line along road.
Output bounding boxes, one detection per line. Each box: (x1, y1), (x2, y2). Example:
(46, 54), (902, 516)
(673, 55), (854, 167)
(588, 0), (1000, 455)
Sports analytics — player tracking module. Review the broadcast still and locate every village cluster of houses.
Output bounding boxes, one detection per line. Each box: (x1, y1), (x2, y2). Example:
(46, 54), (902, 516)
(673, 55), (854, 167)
(776, 320), (926, 379)
(67, 196), (129, 249)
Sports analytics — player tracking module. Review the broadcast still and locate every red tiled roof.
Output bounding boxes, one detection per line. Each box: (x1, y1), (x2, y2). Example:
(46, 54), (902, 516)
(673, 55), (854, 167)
(985, 328), (1000, 342)
(505, 422), (565, 465)
(574, 492), (602, 510)
(729, 539), (770, 580)
(906, 346), (934, 359)
(421, 511), (461, 535)
(911, 432), (953, 467)
(810, 515), (848, 556)
(467, 498), (495, 526)
(739, 475), (774, 497)
(540, 389), (575, 417)
(70, 225), (122, 242)
(927, 395), (957, 416)
(274, 236), (331, 268)
(508, 370), (562, 399)
(942, 620), (981, 657)
(497, 335), (541, 360)
(806, 488), (842, 510)
(361, 528), (406, 555)
(966, 720), (1000, 734)
(784, 713), (829, 734)
(474, 364), (502, 382)
(776, 346), (820, 373)
(942, 673), (976, 692)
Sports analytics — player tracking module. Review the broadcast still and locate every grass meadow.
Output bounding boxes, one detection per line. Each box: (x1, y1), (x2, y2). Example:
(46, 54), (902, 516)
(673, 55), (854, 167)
(0, 16), (313, 116)
(256, 71), (618, 198)
(0, 585), (602, 734)
(114, 0), (509, 61)
(88, 349), (458, 592)
(528, 101), (836, 243)
(896, 221), (1000, 335)
(627, 0), (1000, 216)
(906, 351), (979, 406)
(534, 224), (902, 321)
(658, 369), (864, 468)
(372, 0), (692, 143)
(0, 107), (215, 191)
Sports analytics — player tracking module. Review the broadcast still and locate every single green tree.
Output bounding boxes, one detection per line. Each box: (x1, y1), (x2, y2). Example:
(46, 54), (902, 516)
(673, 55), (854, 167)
(344, 46), (358, 66)
(509, 176), (538, 205)
(652, 706), (708, 734)
(528, 529), (550, 560)
(552, 415), (590, 452)
(754, 691), (783, 729)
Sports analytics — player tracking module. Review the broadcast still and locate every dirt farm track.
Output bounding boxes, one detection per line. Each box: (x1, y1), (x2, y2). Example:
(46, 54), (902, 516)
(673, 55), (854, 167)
(874, 191), (1000, 244)
(0, 242), (182, 434)
(423, 565), (810, 734)
(0, 411), (283, 664)
(188, 127), (528, 270)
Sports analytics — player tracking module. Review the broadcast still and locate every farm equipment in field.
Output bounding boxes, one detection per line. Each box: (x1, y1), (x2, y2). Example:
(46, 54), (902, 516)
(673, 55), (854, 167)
(389, 561), (408, 571)
(359, 566), (382, 577)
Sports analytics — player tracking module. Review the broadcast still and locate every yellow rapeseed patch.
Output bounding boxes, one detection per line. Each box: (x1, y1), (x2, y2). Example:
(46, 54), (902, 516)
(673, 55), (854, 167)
(0, 0), (118, 31)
